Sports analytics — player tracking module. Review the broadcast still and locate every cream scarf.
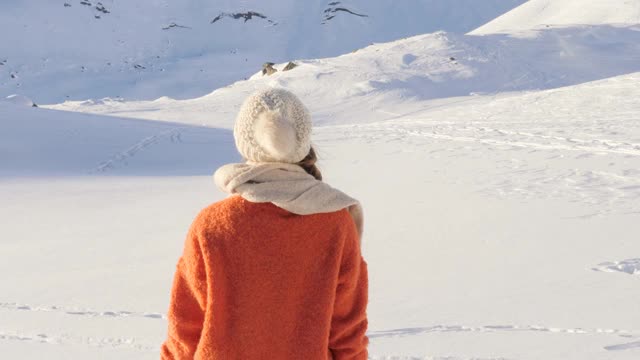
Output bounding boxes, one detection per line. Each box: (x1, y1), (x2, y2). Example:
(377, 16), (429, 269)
(214, 162), (363, 238)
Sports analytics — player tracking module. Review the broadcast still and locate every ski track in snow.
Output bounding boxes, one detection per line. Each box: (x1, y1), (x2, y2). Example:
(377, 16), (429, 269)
(0, 302), (162, 351)
(0, 330), (156, 351)
(2, 301), (638, 354)
(91, 128), (184, 173)
(335, 120), (640, 157)
(0, 302), (165, 320)
(368, 324), (638, 339)
(318, 115), (640, 217)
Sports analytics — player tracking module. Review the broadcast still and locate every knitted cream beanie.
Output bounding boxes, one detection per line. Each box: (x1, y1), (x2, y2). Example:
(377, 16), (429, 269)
(234, 88), (312, 163)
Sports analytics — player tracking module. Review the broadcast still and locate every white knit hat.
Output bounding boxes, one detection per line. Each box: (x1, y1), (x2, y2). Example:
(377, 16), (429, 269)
(234, 88), (312, 163)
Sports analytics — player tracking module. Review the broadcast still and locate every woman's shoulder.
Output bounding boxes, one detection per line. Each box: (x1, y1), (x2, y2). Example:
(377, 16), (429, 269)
(189, 196), (246, 231)
(201, 195), (245, 213)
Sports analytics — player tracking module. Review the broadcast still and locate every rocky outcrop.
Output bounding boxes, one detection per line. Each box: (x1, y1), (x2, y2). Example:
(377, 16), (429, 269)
(68, 1), (110, 19)
(162, 23), (191, 30)
(261, 62), (299, 76)
(262, 62), (277, 76)
(211, 12), (277, 25)
(95, 3), (110, 14)
(322, 2), (368, 24)
(282, 62), (298, 72)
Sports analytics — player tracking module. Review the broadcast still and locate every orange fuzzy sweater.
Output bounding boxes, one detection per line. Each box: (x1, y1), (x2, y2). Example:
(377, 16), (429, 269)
(161, 196), (368, 359)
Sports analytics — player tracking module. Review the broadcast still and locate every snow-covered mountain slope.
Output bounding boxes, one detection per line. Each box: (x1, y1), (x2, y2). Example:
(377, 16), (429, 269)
(47, 25), (640, 127)
(0, 0), (526, 103)
(2, 71), (640, 359)
(471, 0), (640, 35)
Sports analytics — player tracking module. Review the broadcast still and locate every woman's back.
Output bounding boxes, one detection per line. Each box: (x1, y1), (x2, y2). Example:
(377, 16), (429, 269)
(161, 196), (368, 359)
(161, 88), (368, 359)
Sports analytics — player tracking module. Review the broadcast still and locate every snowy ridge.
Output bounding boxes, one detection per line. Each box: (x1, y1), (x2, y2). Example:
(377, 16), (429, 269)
(471, 0), (640, 35)
(47, 25), (640, 127)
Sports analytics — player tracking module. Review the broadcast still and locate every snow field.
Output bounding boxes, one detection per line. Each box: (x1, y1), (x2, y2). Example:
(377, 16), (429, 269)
(2, 68), (640, 358)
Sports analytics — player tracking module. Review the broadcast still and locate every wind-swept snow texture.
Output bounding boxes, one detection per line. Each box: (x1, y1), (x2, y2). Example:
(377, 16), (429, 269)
(0, 0), (525, 103)
(471, 0), (640, 35)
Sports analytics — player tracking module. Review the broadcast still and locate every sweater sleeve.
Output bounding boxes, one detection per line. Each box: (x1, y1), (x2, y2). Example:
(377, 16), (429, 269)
(329, 213), (369, 360)
(161, 220), (208, 360)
